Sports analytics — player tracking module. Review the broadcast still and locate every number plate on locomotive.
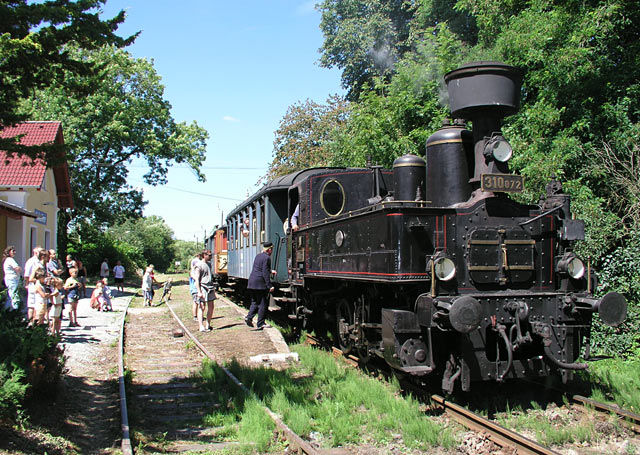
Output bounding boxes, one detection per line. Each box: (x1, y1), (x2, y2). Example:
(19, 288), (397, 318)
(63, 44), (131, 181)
(481, 173), (524, 193)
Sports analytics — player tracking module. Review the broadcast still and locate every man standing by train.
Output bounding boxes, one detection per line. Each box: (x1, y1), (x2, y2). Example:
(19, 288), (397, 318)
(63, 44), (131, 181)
(193, 249), (216, 332)
(245, 242), (275, 330)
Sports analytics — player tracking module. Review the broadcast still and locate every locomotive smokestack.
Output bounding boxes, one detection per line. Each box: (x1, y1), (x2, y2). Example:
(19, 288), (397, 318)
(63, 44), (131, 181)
(444, 62), (522, 201)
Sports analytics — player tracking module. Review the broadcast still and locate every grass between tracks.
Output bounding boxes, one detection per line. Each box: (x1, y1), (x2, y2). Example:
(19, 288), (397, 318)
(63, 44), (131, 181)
(198, 341), (456, 453)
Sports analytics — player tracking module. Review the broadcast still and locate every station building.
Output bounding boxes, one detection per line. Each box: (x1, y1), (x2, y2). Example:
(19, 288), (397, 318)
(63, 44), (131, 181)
(0, 121), (73, 271)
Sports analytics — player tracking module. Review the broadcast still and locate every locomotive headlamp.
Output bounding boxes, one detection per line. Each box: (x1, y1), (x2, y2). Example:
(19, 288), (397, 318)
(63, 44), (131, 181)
(434, 256), (456, 281)
(484, 135), (513, 163)
(557, 253), (585, 279)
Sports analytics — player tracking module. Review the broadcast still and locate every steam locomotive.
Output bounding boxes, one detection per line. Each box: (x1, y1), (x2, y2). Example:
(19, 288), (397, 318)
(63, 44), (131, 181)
(216, 62), (627, 393)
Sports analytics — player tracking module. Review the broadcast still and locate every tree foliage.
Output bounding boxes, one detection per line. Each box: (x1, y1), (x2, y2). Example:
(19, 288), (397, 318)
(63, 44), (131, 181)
(267, 95), (349, 181)
(20, 45), (208, 252)
(0, 0), (136, 158)
(68, 215), (177, 275)
(275, 0), (640, 356)
(317, 0), (415, 100)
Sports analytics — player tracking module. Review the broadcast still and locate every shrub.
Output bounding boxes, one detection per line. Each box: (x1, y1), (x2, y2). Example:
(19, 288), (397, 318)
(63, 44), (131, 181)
(592, 233), (640, 357)
(0, 364), (27, 420)
(0, 309), (65, 420)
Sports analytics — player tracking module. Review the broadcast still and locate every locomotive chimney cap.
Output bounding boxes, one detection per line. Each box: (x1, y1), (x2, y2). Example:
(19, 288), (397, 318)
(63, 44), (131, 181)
(444, 61), (522, 119)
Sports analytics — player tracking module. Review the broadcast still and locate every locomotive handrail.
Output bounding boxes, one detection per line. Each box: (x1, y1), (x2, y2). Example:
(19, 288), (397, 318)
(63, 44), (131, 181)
(519, 204), (561, 226)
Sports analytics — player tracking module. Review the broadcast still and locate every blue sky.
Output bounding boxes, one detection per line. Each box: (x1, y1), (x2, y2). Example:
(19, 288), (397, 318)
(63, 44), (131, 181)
(99, 0), (344, 241)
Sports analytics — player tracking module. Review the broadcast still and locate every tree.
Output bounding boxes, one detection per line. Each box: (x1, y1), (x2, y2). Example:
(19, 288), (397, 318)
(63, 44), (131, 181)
(0, 0), (136, 157)
(317, 0), (415, 100)
(68, 215), (177, 274)
(20, 45), (209, 252)
(266, 95), (350, 180)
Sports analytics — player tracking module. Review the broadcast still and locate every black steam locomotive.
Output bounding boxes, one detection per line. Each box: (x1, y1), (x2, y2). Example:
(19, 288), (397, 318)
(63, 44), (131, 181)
(224, 62), (627, 393)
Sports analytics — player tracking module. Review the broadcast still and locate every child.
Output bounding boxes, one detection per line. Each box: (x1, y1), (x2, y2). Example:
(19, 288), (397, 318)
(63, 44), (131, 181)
(160, 278), (172, 303)
(33, 270), (50, 326)
(64, 267), (81, 327)
(90, 281), (106, 311)
(49, 278), (64, 335)
(101, 277), (113, 311)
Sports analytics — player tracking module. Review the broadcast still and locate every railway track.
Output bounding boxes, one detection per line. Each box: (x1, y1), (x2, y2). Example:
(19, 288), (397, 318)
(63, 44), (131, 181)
(308, 333), (639, 455)
(117, 294), (322, 455)
(570, 394), (640, 434)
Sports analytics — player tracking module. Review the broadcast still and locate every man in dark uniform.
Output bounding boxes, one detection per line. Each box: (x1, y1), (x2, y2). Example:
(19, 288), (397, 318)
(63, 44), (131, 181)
(245, 242), (274, 330)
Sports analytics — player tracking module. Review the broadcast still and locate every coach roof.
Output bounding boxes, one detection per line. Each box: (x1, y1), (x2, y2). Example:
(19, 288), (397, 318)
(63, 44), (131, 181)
(227, 167), (342, 219)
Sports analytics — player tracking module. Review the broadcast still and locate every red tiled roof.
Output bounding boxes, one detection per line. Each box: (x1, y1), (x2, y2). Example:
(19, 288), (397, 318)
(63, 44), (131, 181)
(0, 122), (62, 187)
(0, 122), (74, 208)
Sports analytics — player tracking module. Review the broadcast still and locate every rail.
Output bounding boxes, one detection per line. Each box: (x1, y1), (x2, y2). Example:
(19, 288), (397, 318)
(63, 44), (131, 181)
(430, 394), (562, 455)
(165, 297), (319, 455)
(308, 333), (562, 455)
(118, 298), (134, 455)
(571, 395), (640, 434)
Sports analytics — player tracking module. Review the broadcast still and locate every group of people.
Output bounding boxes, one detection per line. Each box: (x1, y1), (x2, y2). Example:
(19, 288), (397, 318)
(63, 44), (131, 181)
(3, 240), (278, 335)
(185, 242), (275, 334)
(2, 247), (127, 334)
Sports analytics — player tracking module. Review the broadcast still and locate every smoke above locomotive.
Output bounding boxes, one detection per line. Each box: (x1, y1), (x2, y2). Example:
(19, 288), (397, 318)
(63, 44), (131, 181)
(223, 61), (627, 393)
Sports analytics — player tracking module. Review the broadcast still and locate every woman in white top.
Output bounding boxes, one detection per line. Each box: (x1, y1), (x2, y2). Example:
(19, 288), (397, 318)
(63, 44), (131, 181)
(3, 246), (22, 310)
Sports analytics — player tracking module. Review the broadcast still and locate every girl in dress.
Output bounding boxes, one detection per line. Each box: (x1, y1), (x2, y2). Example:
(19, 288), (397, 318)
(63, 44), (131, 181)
(33, 270), (51, 325)
(49, 278), (64, 335)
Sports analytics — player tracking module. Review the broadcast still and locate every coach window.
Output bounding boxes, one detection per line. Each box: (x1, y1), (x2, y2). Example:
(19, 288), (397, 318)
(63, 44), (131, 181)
(259, 201), (265, 242)
(321, 179), (345, 217)
(229, 220), (234, 250)
(252, 217), (257, 245)
(235, 217), (239, 249)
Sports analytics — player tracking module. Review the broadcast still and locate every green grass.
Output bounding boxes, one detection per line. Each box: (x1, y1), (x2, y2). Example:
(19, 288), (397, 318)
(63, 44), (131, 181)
(198, 344), (456, 453)
(587, 358), (640, 413)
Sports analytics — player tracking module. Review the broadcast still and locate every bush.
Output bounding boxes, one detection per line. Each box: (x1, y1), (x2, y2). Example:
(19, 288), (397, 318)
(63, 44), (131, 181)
(0, 309), (65, 420)
(591, 233), (640, 357)
(0, 364), (27, 420)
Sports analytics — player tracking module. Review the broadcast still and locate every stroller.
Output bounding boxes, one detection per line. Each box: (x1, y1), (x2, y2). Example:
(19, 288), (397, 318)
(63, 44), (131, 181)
(159, 278), (172, 304)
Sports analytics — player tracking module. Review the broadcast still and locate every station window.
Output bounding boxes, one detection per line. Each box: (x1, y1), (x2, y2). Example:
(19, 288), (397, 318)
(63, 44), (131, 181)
(321, 179), (345, 217)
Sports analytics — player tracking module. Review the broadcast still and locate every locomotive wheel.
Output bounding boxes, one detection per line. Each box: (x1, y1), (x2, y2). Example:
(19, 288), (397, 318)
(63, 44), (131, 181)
(336, 298), (354, 354)
(355, 299), (371, 363)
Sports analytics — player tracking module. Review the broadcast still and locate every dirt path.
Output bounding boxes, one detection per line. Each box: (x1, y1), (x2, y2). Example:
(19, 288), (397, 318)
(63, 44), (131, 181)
(5, 279), (294, 455)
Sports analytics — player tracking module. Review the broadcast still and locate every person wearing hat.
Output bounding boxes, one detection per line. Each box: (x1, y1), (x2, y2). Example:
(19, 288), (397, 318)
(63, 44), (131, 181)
(245, 241), (275, 330)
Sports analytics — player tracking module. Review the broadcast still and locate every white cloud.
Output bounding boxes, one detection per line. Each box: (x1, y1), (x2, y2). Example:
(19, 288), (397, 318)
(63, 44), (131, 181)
(222, 115), (240, 122)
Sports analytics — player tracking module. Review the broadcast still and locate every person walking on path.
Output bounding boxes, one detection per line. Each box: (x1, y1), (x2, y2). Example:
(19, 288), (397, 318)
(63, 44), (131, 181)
(100, 258), (109, 279)
(193, 250), (216, 332)
(3, 246), (22, 311)
(245, 242), (275, 330)
(113, 260), (125, 294)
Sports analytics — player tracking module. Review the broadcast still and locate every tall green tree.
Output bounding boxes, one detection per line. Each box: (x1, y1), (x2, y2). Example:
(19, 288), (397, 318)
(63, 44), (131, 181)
(317, 0), (415, 100)
(0, 0), (136, 157)
(20, 45), (209, 253)
(267, 95), (349, 180)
